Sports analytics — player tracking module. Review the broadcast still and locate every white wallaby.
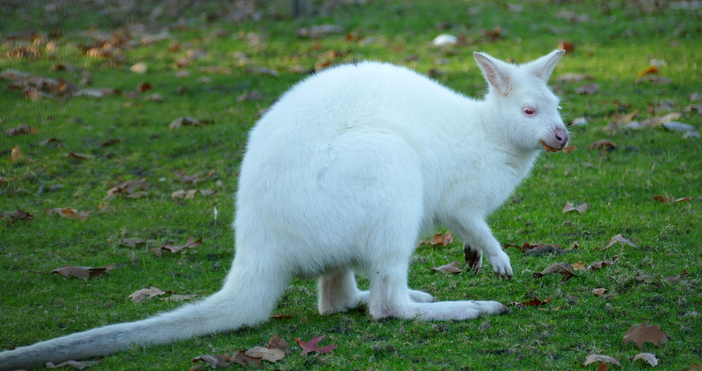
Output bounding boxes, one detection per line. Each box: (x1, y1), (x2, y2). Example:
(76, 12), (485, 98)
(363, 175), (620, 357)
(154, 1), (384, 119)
(0, 50), (569, 370)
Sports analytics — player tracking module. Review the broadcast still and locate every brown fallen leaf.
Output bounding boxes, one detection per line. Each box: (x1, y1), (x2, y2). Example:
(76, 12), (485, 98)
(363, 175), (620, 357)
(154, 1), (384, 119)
(421, 230), (454, 247)
(294, 336), (337, 354)
(575, 83), (599, 95)
(129, 286), (175, 303)
(46, 360), (99, 369)
(430, 261), (462, 274)
(169, 116), (202, 130)
(651, 195), (692, 204)
(130, 62), (147, 74)
(540, 141), (577, 153)
(151, 236), (202, 256)
(533, 262), (577, 281)
(583, 354), (621, 368)
(5, 124), (35, 136)
(64, 153), (96, 160)
(690, 363), (701, 371)
(51, 265), (114, 280)
(118, 238), (147, 247)
(508, 297), (551, 307)
(633, 353), (659, 366)
(145, 93), (164, 102)
(10, 145), (33, 162)
(572, 261), (587, 271)
(604, 234), (636, 249)
(555, 73), (593, 83)
(175, 170), (215, 184)
(229, 351), (262, 367)
(99, 138), (123, 147)
(635, 75), (672, 85)
(637, 65), (658, 78)
(73, 88), (120, 98)
(592, 288), (607, 296)
(136, 82), (152, 92)
(171, 189), (198, 199)
(40, 138), (64, 148)
(245, 347), (284, 363)
(297, 24), (344, 39)
(624, 322), (668, 350)
(267, 335), (289, 353)
(105, 179), (151, 199)
(46, 208), (91, 220)
(588, 256), (619, 270)
(562, 202), (588, 214)
(191, 354), (234, 368)
(0, 210), (34, 222)
(587, 140), (617, 151)
(663, 270), (688, 284)
(245, 67), (279, 77)
(558, 40), (575, 54)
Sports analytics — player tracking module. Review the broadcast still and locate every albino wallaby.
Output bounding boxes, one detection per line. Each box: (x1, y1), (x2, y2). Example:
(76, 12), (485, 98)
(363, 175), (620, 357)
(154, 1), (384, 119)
(0, 50), (569, 370)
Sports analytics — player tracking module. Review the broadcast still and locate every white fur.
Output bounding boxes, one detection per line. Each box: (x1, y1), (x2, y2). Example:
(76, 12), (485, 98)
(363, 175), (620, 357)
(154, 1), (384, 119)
(0, 50), (567, 370)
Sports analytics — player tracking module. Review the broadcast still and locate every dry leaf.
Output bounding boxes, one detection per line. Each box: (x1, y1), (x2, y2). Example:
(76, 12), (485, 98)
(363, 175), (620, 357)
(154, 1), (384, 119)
(129, 286), (175, 303)
(169, 116), (202, 130)
(5, 124), (35, 136)
(136, 82), (152, 92)
(588, 256), (619, 270)
(191, 354), (233, 368)
(533, 262), (577, 281)
(51, 265), (114, 280)
(297, 24), (344, 39)
(604, 234), (636, 249)
(637, 65), (658, 78)
(294, 336), (337, 355)
(592, 288), (607, 296)
(267, 335), (289, 353)
(151, 236), (202, 256)
(174, 170), (215, 184)
(46, 360), (99, 369)
(99, 138), (123, 147)
(160, 294), (194, 302)
(575, 83), (599, 95)
(145, 93), (164, 102)
(430, 261), (463, 274)
(635, 75), (672, 85)
(231, 351), (263, 368)
(46, 208), (91, 220)
(105, 179), (151, 199)
(583, 354), (621, 367)
(0, 210), (34, 222)
(562, 202), (588, 214)
(663, 270), (687, 284)
(540, 141), (577, 153)
(509, 297), (551, 306)
(245, 347), (285, 363)
(73, 88), (120, 98)
(633, 353), (659, 366)
(118, 238), (147, 247)
(421, 230), (454, 246)
(556, 73), (593, 83)
(558, 40), (575, 54)
(624, 322), (668, 350)
(130, 62), (148, 74)
(40, 138), (65, 148)
(64, 153), (96, 160)
(652, 194), (692, 204)
(572, 261), (587, 271)
(245, 67), (279, 77)
(587, 140), (617, 151)
(10, 145), (33, 162)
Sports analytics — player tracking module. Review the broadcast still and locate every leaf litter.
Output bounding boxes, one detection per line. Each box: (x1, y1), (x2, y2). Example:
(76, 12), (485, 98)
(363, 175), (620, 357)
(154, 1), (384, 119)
(623, 322), (668, 350)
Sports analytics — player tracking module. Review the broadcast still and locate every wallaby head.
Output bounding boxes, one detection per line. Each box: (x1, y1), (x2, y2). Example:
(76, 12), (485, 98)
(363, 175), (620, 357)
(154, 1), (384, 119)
(473, 50), (569, 153)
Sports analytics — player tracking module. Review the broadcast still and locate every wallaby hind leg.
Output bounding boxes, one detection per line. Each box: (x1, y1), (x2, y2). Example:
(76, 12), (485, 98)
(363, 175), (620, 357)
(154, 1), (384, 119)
(318, 270), (365, 315)
(367, 249), (509, 321)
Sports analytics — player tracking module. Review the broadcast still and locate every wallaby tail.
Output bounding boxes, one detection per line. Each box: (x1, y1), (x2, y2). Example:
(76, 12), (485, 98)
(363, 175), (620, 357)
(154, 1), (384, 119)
(0, 262), (288, 371)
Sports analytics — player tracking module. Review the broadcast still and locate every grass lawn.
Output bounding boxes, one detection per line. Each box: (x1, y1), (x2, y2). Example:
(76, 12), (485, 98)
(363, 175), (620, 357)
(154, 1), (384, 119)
(1, 0), (701, 369)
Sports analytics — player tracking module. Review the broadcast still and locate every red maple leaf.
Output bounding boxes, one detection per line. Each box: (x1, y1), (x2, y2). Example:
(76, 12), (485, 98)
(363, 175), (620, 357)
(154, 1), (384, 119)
(293, 336), (337, 355)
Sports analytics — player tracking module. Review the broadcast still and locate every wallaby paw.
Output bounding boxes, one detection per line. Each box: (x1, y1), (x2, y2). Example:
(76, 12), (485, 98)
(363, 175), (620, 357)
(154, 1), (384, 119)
(477, 300), (511, 315)
(408, 289), (434, 303)
(487, 250), (513, 279)
(463, 243), (482, 275)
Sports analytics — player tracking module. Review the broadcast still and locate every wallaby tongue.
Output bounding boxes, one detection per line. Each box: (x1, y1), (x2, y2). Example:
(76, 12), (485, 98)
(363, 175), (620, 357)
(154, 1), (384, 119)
(540, 141), (577, 154)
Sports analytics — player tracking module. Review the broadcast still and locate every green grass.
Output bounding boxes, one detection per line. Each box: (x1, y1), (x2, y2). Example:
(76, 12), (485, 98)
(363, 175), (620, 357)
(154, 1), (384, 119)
(1, 0), (701, 370)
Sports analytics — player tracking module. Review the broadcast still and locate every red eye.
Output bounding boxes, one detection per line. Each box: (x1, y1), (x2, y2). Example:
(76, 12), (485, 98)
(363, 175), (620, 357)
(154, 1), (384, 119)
(523, 107), (536, 116)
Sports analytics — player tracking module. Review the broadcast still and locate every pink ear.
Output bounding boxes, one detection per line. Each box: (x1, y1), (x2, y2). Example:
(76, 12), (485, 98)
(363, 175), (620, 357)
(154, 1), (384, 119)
(526, 50), (565, 81)
(473, 52), (511, 96)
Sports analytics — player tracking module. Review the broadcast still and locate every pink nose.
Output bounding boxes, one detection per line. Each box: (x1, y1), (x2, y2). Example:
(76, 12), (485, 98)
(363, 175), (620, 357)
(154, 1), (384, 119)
(553, 127), (569, 148)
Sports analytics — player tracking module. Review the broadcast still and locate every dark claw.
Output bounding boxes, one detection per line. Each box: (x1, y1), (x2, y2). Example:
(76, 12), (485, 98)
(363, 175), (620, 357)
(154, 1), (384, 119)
(463, 243), (482, 275)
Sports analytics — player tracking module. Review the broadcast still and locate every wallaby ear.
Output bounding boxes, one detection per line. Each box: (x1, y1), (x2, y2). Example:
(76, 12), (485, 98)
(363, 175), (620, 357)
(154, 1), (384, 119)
(473, 52), (512, 96)
(524, 49), (565, 82)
